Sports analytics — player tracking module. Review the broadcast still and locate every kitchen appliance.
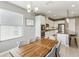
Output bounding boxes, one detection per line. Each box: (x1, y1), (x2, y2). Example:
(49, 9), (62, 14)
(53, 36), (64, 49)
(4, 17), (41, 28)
(41, 25), (45, 38)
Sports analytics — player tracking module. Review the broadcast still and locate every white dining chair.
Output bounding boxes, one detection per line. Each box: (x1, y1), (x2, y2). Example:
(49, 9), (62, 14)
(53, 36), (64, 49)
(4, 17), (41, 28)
(29, 36), (40, 43)
(17, 40), (29, 48)
(49, 36), (56, 40)
(55, 41), (61, 57)
(35, 36), (41, 41)
(17, 40), (23, 48)
(44, 35), (49, 39)
(29, 38), (33, 43)
(46, 45), (56, 57)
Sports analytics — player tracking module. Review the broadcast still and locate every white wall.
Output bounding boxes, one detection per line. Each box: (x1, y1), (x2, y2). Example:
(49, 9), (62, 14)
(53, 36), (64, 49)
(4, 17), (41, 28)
(0, 1), (35, 53)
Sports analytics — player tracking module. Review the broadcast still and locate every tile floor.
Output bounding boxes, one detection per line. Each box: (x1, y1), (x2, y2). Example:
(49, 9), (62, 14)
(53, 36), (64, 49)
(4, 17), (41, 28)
(60, 38), (79, 57)
(60, 45), (79, 57)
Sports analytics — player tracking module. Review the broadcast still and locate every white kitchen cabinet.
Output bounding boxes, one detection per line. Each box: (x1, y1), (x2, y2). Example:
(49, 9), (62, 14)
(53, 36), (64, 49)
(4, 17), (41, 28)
(35, 15), (46, 38)
(57, 33), (69, 47)
(45, 31), (55, 36)
(41, 16), (46, 25)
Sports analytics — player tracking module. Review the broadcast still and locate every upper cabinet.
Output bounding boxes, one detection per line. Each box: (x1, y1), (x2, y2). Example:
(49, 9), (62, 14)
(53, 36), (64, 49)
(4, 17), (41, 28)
(40, 15), (46, 25)
(35, 15), (45, 37)
(35, 15), (46, 25)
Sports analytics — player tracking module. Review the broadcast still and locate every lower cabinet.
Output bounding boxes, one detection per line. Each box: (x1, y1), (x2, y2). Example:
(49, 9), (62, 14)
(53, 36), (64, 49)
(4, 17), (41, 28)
(57, 33), (69, 47)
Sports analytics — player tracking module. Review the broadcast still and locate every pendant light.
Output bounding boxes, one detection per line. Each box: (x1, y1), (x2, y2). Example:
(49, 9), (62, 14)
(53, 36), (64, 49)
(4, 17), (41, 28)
(26, 2), (38, 13)
(66, 9), (69, 23)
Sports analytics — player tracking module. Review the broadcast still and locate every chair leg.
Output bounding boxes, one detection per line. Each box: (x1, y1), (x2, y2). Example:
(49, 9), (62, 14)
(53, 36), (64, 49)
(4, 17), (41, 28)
(9, 51), (14, 57)
(57, 52), (60, 57)
(69, 37), (71, 46)
(75, 38), (78, 48)
(55, 52), (60, 57)
(55, 49), (60, 57)
(55, 52), (57, 57)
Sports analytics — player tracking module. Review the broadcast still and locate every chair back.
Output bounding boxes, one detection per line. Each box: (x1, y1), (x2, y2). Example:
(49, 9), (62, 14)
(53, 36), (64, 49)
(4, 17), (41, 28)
(30, 36), (40, 43)
(35, 37), (40, 41)
(56, 41), (61, 52)
(49, 36), (56, 40)
(17, 40), (24, 48)
(29, 38), (36, 43)
(46, 45), (56, 57)
(55, 41), (61, 57)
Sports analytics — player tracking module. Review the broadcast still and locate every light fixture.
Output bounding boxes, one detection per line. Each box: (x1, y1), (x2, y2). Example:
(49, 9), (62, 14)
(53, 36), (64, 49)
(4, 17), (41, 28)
(26, 2), (38, 13)
(27, 4), (31, 8)
(66, 18), (69, 23)
(27, 9), (31, 13)
(72, 4), (75, 7)
(66, 9), (69, 23)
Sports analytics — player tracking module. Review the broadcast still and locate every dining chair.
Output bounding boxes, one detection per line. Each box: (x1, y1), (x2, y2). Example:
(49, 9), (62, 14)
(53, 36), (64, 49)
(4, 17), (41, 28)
(69, 34), (78, 48)
(55, 41), (61, 57)
(17, 40), (23, 48)
(29, 38), (36, 43)
(44, 35), (49, 39)
(17, 40), (28, 48)
(46, 45), (56, 57)
(29, 36), (40, 43)
(35, 36), (41, 41)
(49, 36), (56, 40)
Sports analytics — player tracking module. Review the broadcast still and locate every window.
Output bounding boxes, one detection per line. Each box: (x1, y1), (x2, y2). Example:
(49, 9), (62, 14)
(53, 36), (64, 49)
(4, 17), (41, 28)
(0, 8), (23, 41)
(0, 26), (23, 41)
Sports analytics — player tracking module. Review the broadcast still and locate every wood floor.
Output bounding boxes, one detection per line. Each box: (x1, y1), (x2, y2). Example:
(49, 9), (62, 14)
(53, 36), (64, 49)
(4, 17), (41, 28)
(10, 39), (57, 57)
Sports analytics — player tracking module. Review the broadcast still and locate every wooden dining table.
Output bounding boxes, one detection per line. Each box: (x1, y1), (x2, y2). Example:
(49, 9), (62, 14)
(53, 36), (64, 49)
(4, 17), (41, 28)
(9, 39), (58, 57)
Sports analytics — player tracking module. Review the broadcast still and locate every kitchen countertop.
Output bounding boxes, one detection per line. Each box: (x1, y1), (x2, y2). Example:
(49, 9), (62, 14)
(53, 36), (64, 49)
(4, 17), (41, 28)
(45, 29), (57, 32)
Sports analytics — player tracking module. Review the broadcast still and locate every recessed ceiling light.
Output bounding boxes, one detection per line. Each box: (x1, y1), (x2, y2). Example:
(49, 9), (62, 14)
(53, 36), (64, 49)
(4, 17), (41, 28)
(27, 9), (31, 13)
(54, 15), (56, 16)
(72, 4), (75, 7)
(27, 4), (31, 8)
(66, 18), (69, 23)
(48, 11), (51, 13)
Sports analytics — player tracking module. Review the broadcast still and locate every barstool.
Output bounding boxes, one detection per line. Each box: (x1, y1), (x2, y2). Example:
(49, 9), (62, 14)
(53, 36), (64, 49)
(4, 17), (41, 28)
(69, 34), (78, 48)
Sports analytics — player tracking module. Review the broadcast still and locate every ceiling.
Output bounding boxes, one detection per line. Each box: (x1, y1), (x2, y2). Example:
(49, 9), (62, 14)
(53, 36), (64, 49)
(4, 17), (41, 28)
(8, 1), (79, 19)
